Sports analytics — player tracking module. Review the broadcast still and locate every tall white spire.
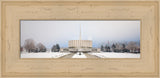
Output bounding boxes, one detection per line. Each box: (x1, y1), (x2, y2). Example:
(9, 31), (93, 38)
(79, 25), (81, 40)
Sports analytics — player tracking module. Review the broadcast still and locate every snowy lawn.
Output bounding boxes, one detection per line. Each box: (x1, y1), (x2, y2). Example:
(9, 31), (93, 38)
(88, 52), (140, 58)
(21, 52), (71, 58)
(72, 52), (87, 58)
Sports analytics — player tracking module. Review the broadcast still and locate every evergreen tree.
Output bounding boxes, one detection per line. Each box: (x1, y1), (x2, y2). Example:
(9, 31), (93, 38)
(107, 46), (110, 52)
(101, 45), (104, 51)
(51, 44), (60, 52)
(105, 45), (108, 52)
(51, 45), (56, 52)
(112, 44), (116, 52)
(56, 44), (60, 52)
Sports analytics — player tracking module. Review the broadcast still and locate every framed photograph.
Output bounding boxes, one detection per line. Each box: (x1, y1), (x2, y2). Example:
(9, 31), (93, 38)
(0, 0), (159, 78)
(20, 20), (140, 58)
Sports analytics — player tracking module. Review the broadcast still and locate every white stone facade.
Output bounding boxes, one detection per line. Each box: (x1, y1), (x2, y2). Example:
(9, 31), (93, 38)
(68, 40), (92, 48)
(68, 40), (92, 52)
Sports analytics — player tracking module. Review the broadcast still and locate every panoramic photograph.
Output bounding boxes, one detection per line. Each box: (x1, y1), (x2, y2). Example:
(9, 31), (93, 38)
(20, 20), (140, 58)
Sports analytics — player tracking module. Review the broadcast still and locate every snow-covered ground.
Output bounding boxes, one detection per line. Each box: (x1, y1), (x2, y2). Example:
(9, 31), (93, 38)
(21, 51), (140, 58)
(21, 52), (70, 58)
(72, 52), (87, 58)
(88, 52), (140, 58)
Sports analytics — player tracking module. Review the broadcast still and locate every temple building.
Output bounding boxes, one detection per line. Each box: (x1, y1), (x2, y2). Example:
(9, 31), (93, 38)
(68, 26), (92, 52)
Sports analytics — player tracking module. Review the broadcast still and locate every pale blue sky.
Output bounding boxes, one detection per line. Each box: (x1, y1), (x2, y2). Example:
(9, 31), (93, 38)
(21, 20), (140, 48)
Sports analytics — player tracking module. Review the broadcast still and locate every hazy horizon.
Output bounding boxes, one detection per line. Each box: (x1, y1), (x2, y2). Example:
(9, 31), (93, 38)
(21, 20), (140, 48)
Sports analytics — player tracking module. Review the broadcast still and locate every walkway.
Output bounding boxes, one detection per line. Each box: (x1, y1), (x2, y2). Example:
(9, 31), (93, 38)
(60, 52), (100, 58)
(59, 53), (75, 58)
(72, 52), (87, 58)
(84, 53), (99, 58)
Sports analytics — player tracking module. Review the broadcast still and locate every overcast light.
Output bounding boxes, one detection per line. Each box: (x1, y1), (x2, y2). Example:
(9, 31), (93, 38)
(21, 20), (140, 48)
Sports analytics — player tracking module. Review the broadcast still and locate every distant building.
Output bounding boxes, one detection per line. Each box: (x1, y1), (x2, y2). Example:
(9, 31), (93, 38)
(60, 48), (69, 52)
(92, 48), (101, 52)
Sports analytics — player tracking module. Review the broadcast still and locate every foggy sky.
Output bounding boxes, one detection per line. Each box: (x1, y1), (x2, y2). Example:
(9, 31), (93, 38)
(21, 20), (140, 48)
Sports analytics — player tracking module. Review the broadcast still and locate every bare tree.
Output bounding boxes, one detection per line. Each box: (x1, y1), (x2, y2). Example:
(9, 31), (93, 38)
(23, 39), (36, 52)
(121, 44), (129, 52)
(51, 45), (57, 52)
(36, 43), (46, 52)
(122, 44), (126, 48)
(113, 43), (122, 52)
(126, 41), (137, 52)
(20, 46), (23, 52)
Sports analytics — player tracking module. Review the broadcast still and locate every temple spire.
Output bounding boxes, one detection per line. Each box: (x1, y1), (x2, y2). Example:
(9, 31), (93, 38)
(79, 25), (82, 40)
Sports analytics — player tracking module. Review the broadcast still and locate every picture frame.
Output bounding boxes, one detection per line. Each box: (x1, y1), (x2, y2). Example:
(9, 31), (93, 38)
(0, 0), (159, 78)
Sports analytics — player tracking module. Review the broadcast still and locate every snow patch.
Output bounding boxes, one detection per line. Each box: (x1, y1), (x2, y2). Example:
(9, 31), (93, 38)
(72, 52), (87, 58)
(21, 52), (70, 58)
(88, 52), (140, 58)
